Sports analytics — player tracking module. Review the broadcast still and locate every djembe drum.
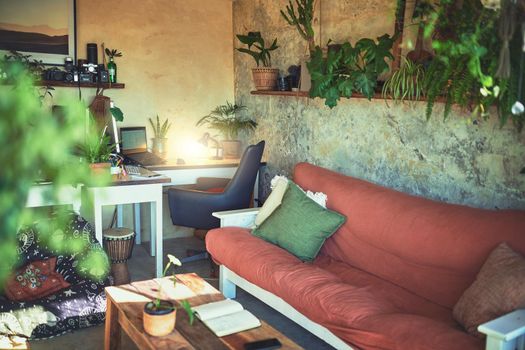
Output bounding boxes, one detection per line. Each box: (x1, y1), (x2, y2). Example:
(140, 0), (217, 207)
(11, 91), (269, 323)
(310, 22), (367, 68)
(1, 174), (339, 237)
(103, 228), (135, 285)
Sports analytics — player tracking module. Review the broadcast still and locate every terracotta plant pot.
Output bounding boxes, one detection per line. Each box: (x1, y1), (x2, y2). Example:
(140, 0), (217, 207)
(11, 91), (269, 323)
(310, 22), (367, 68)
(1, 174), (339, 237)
(143, 301), (176, 337)
(252, 68), (279, 91)
(89, 162), (111, 175)
(221, 140), (241, 159)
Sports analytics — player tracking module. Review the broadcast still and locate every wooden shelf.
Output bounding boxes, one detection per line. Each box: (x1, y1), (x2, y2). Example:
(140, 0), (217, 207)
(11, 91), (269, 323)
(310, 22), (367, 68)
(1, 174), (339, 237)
(251, 90), (383, 99)
(38, 80), (125, 89)
(251, 90), (309, 97)
(250, 90), (445, 103)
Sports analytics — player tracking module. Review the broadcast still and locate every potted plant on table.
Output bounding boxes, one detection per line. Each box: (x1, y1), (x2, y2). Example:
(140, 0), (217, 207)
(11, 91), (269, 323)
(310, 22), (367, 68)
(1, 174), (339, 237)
(196, 102), (257, 159)
(148, 115), (171, 157)
(143, 254), (194, 337)
(81, 131), (115, 176)
(236, 32), (279, 91)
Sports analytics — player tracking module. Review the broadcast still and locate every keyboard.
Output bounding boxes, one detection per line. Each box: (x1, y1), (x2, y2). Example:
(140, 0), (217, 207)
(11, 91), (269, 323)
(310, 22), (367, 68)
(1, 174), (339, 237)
(124, 165), (161, 178)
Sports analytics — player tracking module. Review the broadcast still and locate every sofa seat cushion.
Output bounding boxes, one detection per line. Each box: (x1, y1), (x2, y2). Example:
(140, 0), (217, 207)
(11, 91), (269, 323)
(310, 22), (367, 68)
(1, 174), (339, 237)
(207, 228), (483, 350)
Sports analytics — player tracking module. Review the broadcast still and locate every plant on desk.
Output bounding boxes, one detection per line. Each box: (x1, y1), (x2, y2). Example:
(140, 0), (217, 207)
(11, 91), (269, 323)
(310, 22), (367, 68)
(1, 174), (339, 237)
(148, 115), (171, 157)
(143, 254), (194, 337)
(80, 122), (115, 176)
(197, 101), (257, 159)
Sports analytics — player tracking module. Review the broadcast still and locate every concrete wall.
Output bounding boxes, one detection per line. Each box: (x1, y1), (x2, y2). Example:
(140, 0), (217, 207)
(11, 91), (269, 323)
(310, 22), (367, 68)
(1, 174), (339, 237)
(233, 0), (525, 209)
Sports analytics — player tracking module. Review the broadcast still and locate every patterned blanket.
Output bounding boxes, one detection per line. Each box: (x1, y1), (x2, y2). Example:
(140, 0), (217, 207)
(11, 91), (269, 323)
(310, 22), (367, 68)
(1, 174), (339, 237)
(0, 213), (109, 339)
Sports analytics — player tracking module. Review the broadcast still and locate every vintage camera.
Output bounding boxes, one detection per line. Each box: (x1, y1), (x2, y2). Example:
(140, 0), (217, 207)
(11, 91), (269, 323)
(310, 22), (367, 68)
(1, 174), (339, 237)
(79, 72), (93, 83)
(78, 63), (98, 83)
(44, 68), (66, 81)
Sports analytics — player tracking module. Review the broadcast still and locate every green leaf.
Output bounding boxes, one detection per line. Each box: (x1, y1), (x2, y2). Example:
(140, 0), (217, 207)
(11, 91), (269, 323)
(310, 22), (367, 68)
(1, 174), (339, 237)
(180, 300), (195, 326)
(353, 71), (376, 99)
(324, 86), (340, 108)
(337, 78), (354, 98)
(110, 107), (124, 122)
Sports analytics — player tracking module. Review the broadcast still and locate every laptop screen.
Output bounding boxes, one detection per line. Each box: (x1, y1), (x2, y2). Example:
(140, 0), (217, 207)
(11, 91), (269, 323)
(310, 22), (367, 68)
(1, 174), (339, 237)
(120, 127), (147, 154)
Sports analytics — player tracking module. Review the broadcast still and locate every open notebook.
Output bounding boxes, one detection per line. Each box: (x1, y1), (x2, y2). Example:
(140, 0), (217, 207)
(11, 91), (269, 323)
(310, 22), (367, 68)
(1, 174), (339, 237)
(192, 299), (261, 337)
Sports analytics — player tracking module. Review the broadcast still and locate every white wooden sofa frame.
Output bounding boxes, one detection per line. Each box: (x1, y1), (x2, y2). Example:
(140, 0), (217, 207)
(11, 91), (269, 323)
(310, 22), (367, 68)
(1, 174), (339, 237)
(212, 208), (525, 350)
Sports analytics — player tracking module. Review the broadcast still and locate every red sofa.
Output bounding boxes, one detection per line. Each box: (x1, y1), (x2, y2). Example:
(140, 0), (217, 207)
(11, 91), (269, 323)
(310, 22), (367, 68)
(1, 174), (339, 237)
(206, 162), (525, 350)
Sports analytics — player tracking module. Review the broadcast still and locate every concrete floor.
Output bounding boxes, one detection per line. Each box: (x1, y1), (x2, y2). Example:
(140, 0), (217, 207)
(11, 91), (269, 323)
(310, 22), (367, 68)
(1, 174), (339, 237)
(31, 237), (334, 350)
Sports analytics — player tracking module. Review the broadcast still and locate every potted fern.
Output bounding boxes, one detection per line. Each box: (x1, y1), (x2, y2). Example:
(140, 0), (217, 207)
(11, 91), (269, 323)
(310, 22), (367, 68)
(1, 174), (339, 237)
(148, 115), (171, 156)
(196, 102), (257, 159)
(236, 32), (279, 91)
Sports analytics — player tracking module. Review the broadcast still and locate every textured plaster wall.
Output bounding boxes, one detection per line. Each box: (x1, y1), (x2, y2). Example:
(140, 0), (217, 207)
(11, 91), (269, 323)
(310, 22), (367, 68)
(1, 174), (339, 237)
(50, 0), (234, 237)
(55, 0), (234, 158)
(233, 0), (525, 209)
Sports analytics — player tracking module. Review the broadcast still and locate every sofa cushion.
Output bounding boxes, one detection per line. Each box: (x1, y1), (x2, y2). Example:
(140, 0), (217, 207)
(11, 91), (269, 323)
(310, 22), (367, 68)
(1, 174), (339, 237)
(254, 176), (288, 227)
(206, 228), (482, 350)
(453, 242), (525, 336)
(252, 182), (345, 261)
(293, 162), (525, 308)
(4, 258), (70, 302)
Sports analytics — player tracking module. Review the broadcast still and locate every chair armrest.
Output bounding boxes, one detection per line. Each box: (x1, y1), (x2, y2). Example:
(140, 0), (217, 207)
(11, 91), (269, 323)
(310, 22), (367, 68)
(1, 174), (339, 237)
(478, 309), (525, 350)
(212, 208), (260, 228)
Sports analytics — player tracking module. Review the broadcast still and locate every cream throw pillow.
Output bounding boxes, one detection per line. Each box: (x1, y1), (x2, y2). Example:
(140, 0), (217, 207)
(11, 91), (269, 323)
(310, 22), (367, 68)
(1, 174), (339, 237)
(254, 176), (289, 226)
(255, 175), (329, 227)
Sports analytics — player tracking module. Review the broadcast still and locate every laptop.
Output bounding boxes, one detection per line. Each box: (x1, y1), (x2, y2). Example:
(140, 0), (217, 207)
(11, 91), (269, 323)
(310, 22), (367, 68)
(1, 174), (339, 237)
(119, 126), (166, 166)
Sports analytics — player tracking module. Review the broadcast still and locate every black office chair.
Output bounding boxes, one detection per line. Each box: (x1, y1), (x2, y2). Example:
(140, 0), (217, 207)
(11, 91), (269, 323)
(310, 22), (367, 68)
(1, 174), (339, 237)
(167, 141), (265, 263)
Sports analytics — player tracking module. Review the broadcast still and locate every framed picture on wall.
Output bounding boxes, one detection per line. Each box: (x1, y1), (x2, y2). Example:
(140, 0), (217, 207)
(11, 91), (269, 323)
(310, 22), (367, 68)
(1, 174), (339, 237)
(0, 0), (76, 66)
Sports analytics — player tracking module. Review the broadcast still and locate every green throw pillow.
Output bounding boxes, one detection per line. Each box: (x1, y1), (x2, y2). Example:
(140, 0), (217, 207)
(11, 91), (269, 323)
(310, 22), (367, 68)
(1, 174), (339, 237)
(252, 182), (346, 261)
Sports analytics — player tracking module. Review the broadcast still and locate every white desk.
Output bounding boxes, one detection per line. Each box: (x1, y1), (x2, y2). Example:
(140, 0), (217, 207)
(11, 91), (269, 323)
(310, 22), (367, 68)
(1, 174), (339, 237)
(81, 176), (170, 278)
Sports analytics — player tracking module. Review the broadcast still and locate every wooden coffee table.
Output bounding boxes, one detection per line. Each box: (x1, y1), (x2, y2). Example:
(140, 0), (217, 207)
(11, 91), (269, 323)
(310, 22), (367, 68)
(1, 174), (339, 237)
(104, 273), (302, 350)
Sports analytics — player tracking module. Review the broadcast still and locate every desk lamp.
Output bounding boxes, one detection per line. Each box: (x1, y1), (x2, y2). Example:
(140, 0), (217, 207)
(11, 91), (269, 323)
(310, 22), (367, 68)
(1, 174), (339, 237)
(198, 133), (222, 160)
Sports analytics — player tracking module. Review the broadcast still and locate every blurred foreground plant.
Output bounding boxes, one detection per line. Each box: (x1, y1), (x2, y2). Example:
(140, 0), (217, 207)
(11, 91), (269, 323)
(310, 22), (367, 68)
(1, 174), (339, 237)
(0, 61), (110, 288)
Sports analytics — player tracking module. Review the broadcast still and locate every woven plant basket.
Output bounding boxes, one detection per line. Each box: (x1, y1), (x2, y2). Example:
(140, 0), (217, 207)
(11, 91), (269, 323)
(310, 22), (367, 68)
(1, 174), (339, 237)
(252, 68), (279, 91)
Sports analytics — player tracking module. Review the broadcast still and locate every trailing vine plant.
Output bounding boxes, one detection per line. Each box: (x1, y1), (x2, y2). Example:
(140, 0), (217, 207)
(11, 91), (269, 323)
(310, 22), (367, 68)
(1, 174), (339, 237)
(421, 0), (524, 130)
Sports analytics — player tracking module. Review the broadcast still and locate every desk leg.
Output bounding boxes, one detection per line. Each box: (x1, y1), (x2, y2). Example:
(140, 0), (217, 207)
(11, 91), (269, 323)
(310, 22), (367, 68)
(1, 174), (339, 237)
(104, 296), (121, 350)
(133, 203), (141, 245)
(152, 188), (163, 278)
(116, 205), (123, 227)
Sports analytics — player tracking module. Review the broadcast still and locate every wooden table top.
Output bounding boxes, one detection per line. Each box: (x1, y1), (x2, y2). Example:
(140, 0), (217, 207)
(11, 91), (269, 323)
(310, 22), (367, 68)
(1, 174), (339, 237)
(109, 175), (171, 186)
(105, 274), (302, 350)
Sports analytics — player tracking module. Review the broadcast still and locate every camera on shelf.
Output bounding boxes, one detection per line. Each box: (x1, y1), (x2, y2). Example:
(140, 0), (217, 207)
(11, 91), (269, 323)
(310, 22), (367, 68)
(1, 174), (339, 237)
(44, 68), (66, 81)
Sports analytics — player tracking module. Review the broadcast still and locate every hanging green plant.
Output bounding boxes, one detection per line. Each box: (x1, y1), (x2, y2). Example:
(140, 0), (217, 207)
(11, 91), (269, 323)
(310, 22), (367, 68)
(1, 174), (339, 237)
(421, 0), (524, 130)
(307, 34), (395, 108)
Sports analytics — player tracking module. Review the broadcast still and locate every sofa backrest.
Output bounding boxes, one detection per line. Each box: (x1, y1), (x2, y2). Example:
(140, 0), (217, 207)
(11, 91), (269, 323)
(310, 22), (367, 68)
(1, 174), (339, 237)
(293, 162), (525, 309)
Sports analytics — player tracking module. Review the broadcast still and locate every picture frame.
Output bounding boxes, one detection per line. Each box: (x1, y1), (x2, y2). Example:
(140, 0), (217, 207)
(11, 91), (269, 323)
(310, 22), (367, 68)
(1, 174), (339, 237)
(0, 0), (77, 66)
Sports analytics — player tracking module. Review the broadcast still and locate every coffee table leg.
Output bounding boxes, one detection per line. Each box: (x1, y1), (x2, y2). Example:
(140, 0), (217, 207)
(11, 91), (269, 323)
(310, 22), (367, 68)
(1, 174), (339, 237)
(105, 297), (121, 350)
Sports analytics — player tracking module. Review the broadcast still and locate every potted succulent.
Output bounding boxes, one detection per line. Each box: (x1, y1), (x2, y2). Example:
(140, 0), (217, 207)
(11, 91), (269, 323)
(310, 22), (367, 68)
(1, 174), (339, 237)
(196, 102), (257, 159)
(148, 115), (171, 156)
(143, 254), (194, 337)
(236, 32), (279, 91)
